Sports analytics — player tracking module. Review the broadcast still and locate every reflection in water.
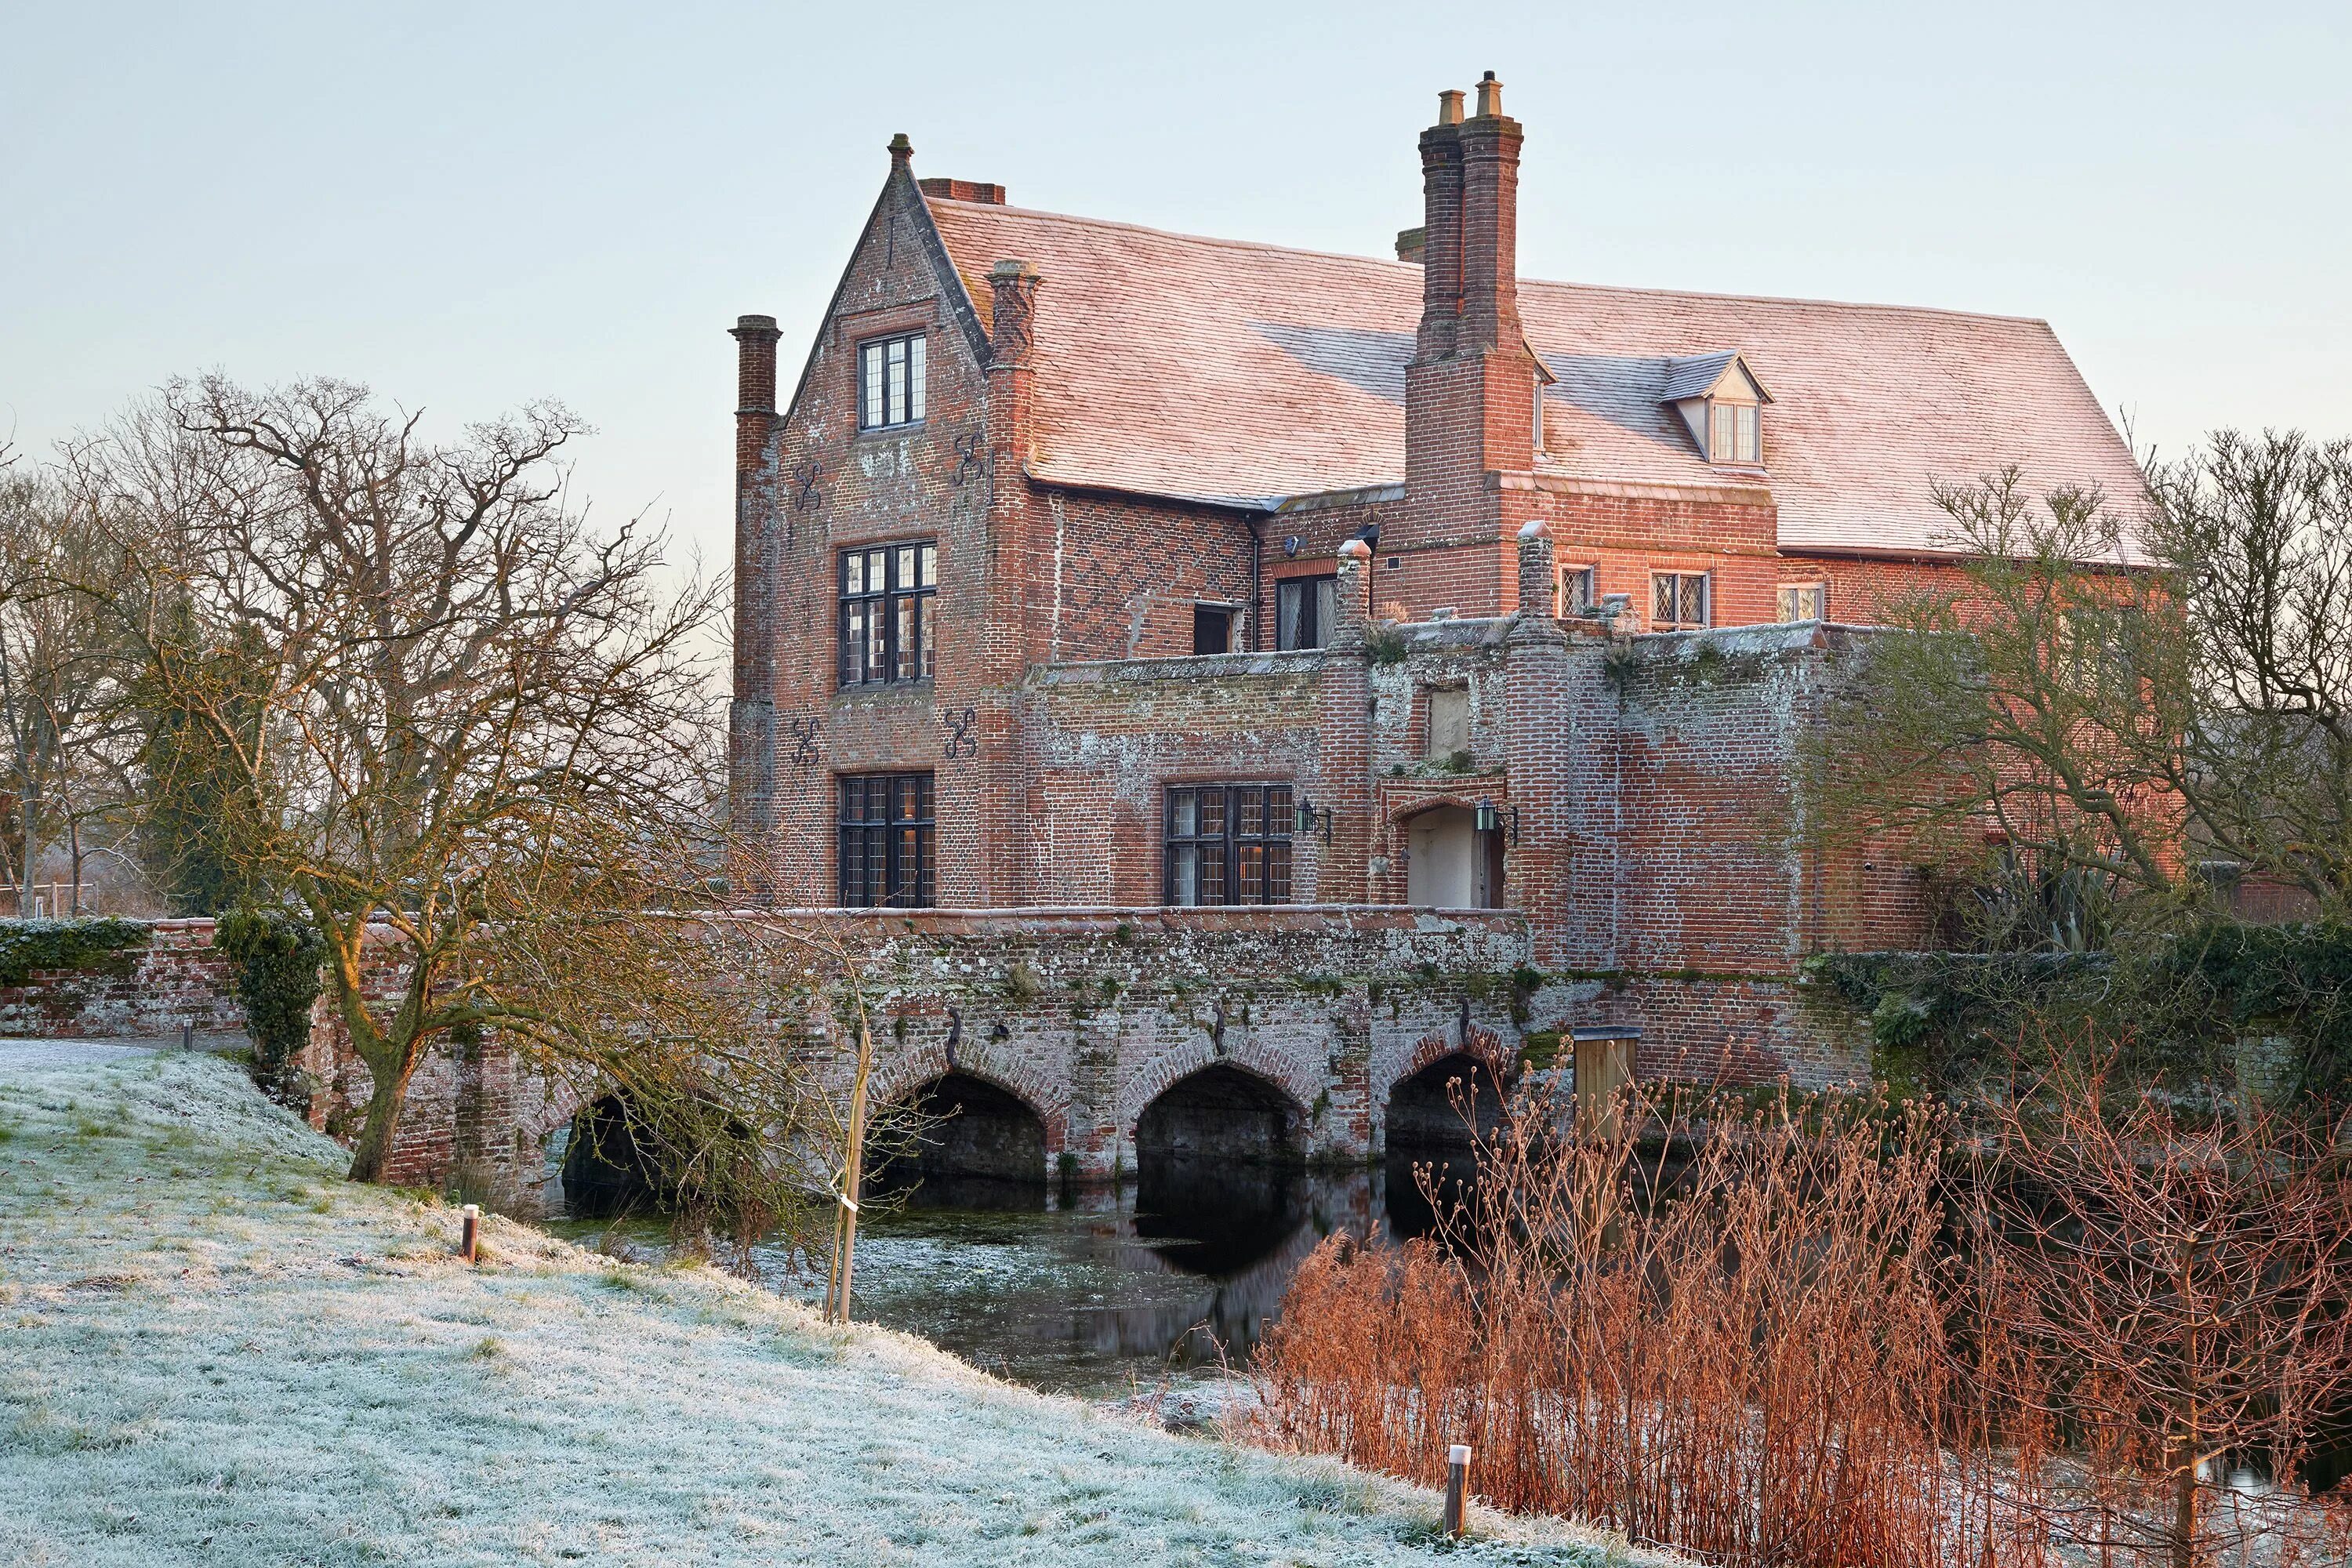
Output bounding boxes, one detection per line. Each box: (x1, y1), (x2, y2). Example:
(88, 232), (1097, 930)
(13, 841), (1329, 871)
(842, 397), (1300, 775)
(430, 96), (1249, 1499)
(547, 1156), (1462, 1396)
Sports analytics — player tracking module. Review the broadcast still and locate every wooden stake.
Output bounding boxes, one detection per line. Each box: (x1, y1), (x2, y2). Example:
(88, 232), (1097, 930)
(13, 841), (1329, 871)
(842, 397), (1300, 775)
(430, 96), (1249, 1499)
(459, 1203), (480, 1263)
(1443, 1443), (1471, 1537)
(827, 1022), (874, 1324)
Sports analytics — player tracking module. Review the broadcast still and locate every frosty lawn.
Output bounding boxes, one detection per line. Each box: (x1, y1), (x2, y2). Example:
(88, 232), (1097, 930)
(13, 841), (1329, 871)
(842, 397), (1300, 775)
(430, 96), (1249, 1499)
(0, 1053), (1679, 1567)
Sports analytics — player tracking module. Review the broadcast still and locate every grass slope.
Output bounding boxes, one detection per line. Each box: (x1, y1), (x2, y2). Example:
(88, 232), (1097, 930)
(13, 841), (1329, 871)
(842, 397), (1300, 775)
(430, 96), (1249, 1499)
(0, 1054), (1673, 1567)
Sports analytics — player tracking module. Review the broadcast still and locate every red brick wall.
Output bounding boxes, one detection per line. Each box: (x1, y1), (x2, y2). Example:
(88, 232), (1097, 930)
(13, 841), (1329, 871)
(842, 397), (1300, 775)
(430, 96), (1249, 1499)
(735, 162), (1269, 907)
(1033, 488), (1258, 660)
(0, 920), (242, 1039)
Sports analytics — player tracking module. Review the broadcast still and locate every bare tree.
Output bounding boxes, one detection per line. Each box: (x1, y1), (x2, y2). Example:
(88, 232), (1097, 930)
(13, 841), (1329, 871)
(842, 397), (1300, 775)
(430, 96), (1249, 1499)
(69, 376), (731, 1181)
(1809, 434), (2352, 938)
(482, 866), (906, 1263)
(2145, 433), (2352, 912)
(1962, 1054), (2352, 1568)
(0, 465), (142, 909)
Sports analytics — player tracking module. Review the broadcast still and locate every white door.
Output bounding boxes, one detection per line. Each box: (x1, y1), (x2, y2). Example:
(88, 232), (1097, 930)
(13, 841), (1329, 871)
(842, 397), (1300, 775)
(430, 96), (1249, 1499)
(1406, 806), (1481, 908)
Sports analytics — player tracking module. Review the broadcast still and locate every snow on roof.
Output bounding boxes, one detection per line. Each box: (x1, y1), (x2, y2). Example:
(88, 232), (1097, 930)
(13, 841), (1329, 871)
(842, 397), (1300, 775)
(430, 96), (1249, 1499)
(924, 195), (2145, 557)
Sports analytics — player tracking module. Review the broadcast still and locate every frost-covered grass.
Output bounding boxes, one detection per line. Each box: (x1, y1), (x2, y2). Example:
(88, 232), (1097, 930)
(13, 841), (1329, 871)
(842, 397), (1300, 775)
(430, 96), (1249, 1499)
(0, 1054), (1685, 1567)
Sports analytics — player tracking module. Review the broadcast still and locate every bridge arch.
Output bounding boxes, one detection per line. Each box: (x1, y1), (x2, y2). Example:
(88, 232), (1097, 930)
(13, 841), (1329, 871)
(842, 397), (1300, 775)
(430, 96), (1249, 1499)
(559, 1093), (664, 1218)
(1385, 1048), (1506, 1156)
(1134, 1060), (1308, 1170)
(1381, 1029), (1512, 1232)
(869, 1069), (1053, 1189)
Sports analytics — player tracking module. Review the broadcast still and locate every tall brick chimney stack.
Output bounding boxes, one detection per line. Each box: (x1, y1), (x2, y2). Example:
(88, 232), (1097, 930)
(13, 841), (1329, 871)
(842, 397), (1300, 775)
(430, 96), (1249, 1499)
(729, 314), (781, 474)
(726, 310), (783, 859)
(1456, 71), (1524, 354)
(1398, 72), (1539, 619)
(988, 260), (1042, 368)
(1415, 89), (1465, 361)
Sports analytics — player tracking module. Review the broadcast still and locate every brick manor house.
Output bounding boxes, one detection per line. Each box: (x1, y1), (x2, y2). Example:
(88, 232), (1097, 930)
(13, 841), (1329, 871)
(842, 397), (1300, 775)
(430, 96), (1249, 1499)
(727, 75), (2141, 1081)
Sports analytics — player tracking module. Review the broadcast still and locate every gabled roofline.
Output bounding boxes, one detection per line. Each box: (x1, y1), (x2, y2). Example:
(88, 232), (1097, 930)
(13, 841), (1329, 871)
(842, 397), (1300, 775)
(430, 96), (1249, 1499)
(1661, 350), (1776, 406)
(775, 152), (993, 441)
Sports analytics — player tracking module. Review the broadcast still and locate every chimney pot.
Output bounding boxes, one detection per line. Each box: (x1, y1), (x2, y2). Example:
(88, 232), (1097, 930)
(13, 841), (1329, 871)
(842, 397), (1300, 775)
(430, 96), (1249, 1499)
(1475, 71), (1502, 119)
(1437, 89), (1465, 126)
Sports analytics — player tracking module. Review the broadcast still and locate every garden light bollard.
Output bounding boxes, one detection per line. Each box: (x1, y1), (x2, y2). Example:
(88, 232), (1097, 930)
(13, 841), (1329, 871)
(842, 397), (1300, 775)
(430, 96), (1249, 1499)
(1443, 1443), (1471, 1537)
(460, 1203), (481, 1264)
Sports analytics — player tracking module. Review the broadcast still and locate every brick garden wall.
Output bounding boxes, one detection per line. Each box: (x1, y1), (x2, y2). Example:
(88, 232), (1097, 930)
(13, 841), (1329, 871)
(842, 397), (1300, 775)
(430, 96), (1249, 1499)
(0, 919), (243, 1039)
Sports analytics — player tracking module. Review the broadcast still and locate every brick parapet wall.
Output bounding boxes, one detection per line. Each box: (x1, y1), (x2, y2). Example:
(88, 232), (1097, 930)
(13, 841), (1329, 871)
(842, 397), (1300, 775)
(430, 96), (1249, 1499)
(0, 919), (244, 1039)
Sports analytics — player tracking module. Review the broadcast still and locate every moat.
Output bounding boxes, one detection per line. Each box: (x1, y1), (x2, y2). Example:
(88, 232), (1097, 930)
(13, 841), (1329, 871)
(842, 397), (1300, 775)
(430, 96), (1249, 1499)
(546, 1159), (1459, 1398)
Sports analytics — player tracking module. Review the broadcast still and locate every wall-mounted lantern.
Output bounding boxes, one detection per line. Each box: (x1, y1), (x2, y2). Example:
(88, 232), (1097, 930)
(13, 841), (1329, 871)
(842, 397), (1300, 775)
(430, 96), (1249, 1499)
(1294, 794), (1334, 844)
(1474, 797), (1519, 844)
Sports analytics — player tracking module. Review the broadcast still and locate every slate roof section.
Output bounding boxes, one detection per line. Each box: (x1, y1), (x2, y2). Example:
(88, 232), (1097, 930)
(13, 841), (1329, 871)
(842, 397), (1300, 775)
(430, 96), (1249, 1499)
(924, 195), (2145, 557)
(1658, 350), (1769, 405)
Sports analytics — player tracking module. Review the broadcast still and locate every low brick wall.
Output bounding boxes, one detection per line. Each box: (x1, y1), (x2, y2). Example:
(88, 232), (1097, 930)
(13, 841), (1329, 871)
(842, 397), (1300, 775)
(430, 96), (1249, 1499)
(0, 920), (243, 1039)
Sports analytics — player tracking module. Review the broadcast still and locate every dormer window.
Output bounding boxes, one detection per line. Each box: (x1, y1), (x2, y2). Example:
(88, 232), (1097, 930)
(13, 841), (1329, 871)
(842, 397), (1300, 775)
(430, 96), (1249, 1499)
(1661, 350), (1773, 470)
(1708, 401), (1760, 465)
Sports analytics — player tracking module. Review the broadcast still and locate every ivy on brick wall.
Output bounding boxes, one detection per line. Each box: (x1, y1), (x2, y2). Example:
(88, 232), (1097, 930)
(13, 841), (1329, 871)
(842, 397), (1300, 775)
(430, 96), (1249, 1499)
(216, 908), (326, 1107)
(1813, 921), (2352, 1102)
(2155, 920), (2352, 1098)
(0, 917), (151, 986)
(1804, 949), (2109, 1095)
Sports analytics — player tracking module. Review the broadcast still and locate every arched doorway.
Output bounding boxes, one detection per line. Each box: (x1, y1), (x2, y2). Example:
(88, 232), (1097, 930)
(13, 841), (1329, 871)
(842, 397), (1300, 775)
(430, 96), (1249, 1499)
(560, 1094), (663, 1218)
(1134, 1064), (1309, 1272)
(1383, 1051), (1505, 1235)
(1403, 805), (1504, 908)
(867, 1072), (1049, 1208)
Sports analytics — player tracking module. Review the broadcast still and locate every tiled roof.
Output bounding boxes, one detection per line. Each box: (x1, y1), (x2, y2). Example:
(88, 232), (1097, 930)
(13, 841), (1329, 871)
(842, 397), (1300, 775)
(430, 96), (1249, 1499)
(924, 196), (2145, 557)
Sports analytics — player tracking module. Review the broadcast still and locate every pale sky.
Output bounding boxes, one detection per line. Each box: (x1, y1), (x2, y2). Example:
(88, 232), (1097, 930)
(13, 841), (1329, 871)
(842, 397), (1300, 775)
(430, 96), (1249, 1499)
(5, 1), (2348, 581)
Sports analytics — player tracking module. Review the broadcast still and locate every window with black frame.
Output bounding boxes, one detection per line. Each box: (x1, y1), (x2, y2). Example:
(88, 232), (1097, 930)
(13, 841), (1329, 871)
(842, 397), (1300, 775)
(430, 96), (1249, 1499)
(1164, 782), (1294, 906)
(858, 332), (927, 430)
(838, 772), (935, 907)
(1276, 575), (1338, 650)
(838, 541), (937, 687)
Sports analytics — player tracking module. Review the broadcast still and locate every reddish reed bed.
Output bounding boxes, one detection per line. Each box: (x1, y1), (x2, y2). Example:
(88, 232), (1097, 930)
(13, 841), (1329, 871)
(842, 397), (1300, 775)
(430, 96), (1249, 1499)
(1249, 1071), (2352, 1568)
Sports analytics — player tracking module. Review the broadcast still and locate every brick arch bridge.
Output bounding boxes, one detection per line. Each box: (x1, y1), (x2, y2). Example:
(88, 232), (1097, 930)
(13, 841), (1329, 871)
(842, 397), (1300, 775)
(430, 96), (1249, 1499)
(2, 907), (1851, 1203)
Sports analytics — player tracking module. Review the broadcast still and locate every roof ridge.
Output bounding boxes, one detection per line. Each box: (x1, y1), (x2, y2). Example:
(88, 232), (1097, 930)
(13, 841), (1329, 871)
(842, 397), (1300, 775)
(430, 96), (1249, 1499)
(924, 194), (1413, 277)
(924, 194), (2056, 331)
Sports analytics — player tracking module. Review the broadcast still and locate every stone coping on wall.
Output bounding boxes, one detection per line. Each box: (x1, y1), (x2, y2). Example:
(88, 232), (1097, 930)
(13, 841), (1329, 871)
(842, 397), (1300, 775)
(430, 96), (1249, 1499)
(1029, 647), (1334, 685)
(713, 904), (1531, 939)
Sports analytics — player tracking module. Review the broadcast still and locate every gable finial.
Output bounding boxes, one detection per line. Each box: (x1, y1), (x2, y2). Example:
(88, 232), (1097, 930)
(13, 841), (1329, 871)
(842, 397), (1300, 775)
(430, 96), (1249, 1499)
(887, 132), (913, 169)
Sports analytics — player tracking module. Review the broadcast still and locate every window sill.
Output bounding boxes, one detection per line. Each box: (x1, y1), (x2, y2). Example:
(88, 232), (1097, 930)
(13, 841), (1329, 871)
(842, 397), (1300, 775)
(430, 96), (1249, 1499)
(854, 420), (927, 441)
(832, 678), (936, 701)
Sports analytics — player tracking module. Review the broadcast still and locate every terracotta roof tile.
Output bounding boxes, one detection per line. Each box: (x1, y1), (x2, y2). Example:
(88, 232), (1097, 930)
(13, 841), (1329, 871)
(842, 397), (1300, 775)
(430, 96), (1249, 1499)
(925, 197), (2145, 556)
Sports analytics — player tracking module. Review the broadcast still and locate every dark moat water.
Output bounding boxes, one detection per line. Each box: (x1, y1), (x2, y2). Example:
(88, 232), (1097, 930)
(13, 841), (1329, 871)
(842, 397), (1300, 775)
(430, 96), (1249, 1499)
(543, 1158), (1461, 1399)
